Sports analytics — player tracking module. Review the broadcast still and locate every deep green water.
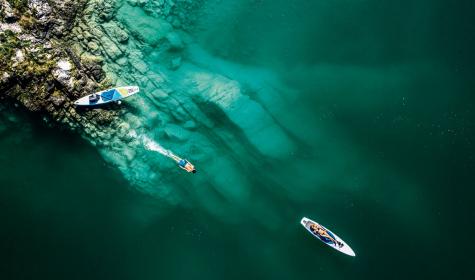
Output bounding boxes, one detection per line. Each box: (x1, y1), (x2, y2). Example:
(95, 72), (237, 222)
(1, 0), (475, 279)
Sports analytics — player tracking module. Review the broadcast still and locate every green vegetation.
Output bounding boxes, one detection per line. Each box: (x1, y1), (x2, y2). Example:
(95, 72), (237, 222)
(21, 58), (56, 77)
(18, 14), (37, 30)
(7, 0), (28, 13)
(0, 30), (55, 80)
(0, 30), (21, 69)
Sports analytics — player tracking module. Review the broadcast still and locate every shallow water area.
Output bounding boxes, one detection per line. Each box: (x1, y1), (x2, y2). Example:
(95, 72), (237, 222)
(1, 0), (475, 279)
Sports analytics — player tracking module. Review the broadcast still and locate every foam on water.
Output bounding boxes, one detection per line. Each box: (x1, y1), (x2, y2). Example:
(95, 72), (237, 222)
(142, 135), (178, 162)
(141, 135), (168, 156)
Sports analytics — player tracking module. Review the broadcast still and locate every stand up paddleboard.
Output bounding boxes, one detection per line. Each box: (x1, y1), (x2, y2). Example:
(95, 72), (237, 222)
(301, 217), (356, 257)
(74, 86), (139, 106)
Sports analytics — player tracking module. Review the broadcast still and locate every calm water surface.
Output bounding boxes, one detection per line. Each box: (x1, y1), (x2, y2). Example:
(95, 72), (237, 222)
(1, 0), (474, 279)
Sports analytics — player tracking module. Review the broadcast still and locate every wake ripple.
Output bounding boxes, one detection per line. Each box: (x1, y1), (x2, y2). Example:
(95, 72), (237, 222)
(142, 135), (180, 164)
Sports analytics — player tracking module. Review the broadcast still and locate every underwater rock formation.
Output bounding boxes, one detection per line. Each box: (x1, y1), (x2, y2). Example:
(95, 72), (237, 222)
(63, 1), (292, 190)
(1, 0), (301, 211)
(0, 0), (432, 229)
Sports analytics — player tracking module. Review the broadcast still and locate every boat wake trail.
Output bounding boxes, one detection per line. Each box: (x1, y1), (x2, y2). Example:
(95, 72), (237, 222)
(142, 135), (177, 162)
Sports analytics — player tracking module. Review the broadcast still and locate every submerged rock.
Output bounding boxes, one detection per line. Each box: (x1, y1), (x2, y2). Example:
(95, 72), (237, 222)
(165, 31), (184, 50)
(103, 21), (129, 43)
(87, 41), (100, 52)
(162, 123), (191, 142)
(186, 71), (295, 158)
(169, 56), (182, 70)
(100, 36), (123, 60)
(96, 0), (117, 21)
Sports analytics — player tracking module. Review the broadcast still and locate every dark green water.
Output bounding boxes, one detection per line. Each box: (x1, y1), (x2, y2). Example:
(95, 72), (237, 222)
(1, 0), (475, 279)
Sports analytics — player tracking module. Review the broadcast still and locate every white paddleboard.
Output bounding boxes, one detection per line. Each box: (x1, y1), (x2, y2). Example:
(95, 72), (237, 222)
(301, 217), (356, 257)
(74, 86), (139, 106)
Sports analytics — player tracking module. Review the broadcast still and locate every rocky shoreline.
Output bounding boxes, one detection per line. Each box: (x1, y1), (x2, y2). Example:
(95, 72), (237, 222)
(1, 0), (121, 138)
(0, 0), (201, 145)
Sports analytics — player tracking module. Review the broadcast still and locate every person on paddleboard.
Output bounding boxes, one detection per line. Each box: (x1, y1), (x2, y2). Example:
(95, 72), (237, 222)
(310, 223), (343, 248)
(169, 153), (196, 173)
(178, 159), (196, 173)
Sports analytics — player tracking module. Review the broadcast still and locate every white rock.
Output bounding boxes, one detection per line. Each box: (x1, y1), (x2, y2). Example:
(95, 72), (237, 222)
(57, 60), (72, 71)
(2, 1), (16, 21)
(15, 50), (25, 63)
(28, 0), (52, 23)
(53, 60), (73, 88)
(1, 72), (10, 83)
(0, 22), (22, 33)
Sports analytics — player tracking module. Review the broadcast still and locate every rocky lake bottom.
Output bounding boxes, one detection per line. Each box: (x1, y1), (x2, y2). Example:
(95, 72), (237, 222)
(1, 0), (475, 279)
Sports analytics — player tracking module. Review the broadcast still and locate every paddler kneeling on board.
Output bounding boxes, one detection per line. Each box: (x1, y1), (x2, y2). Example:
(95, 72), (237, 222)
(310, 223), (343, 248)
(169, 154), (197, 174)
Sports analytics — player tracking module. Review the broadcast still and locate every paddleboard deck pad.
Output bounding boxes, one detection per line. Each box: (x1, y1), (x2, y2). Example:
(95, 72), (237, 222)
(301, 217), (356, 257)
(74, 86), (139, 106)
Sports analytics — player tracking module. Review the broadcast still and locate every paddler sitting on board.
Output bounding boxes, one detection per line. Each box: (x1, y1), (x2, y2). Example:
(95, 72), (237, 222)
(169, 153), (197, 173)
(310, 223), (343, 248)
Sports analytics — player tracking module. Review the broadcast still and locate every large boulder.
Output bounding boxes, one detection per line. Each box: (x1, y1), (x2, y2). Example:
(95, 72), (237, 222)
(52, 59), (74, 88)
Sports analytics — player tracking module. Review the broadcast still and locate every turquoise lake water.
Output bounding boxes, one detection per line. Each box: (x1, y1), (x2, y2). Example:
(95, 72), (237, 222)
(1, 0), (474, 279)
